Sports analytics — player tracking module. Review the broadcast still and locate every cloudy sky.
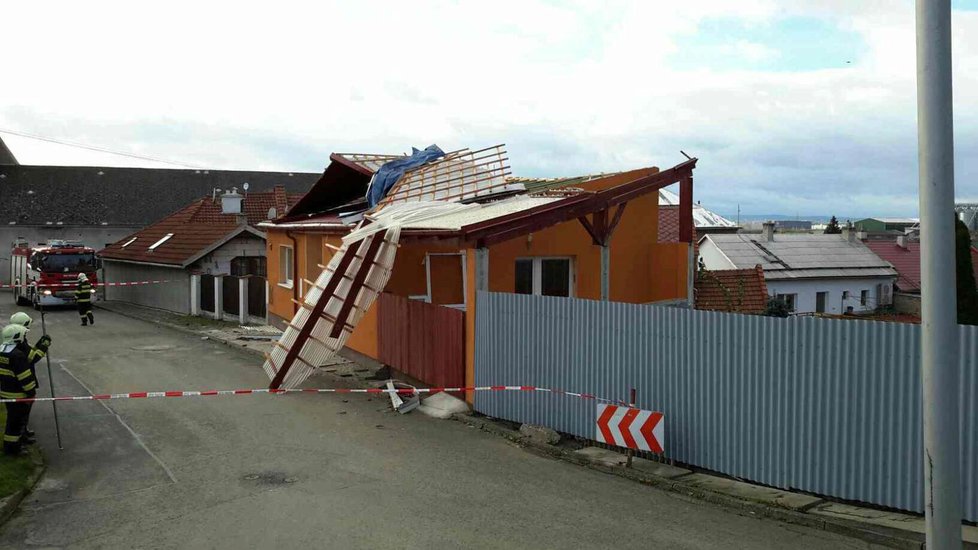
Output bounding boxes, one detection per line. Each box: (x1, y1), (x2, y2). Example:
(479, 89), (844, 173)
(2, 0), (978, 219)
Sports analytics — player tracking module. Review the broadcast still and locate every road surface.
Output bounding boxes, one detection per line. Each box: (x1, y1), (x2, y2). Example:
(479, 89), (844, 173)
(0, 303), (877, 549)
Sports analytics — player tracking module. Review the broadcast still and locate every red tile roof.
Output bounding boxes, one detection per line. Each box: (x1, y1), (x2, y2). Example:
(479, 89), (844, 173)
(100, 187), (303, 267)
(695, 266), (768, 314)
(863, 240), (921, 292)
(658, 205), (680, 243)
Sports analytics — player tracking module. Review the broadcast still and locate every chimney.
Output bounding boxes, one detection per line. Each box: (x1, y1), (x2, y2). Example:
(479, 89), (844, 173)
(842, 222), (855, 243)
(762, 221), (776, 242)
(896, 235), (907, 249)
(221, 187), (243, 214)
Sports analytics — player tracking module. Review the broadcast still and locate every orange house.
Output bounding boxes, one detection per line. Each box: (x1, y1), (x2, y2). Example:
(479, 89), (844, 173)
(260, 151), (696, 395)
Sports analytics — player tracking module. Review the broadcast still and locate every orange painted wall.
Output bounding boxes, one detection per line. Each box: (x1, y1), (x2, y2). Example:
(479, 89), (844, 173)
(484, 192), (679, 304)
(265, 229), (467, 361)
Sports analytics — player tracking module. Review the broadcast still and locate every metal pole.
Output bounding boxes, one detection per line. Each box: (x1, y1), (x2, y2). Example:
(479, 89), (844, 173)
(915, 1), (961, 547)
(38, 296), (64, 450)
(625, 388), (636, 468)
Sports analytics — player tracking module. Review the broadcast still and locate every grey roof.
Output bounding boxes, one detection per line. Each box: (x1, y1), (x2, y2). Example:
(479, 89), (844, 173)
(0, 165), (320, 226)
(704, 233), (898, 281)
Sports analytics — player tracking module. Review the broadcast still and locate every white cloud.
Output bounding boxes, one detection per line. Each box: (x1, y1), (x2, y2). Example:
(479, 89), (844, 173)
(1, 0), (976, 216)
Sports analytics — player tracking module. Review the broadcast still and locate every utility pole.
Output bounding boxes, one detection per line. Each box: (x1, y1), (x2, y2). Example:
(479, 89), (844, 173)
(915, 1), (961, 547)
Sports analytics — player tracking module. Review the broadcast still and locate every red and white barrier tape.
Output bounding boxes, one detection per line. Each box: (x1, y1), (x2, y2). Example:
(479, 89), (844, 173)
(0, 385), (630, 405)
(2, 280), (173, 289)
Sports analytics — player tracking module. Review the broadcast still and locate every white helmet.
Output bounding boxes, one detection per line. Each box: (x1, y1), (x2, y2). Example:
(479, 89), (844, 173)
(9, 312), (32, 329)
(2, 324), (29, 345)
(78, 273), (88, 282)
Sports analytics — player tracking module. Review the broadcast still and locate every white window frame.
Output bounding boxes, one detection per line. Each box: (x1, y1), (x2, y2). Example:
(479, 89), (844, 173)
(860, 289), (869, 306)
(776, 293), (797, 312)
(148, 233), (174, 251)
(516, 256), (575, 297)
(278, 245), (294, 289)
(422, 251), (467, 310)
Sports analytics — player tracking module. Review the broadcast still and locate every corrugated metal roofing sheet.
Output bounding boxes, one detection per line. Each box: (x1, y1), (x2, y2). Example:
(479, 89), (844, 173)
(705, 233), (898, 278)
(399, 196), (562, 230)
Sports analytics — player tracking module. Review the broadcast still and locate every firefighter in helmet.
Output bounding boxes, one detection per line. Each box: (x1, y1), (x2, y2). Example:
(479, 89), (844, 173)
(9, 312), (51, 443)
(76, 273), (94, 326)
(1, 324), (38, 456)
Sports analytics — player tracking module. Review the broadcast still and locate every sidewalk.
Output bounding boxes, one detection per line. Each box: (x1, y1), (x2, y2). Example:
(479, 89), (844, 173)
(96, 301), (385, 385)
(98, 301), (975, 549)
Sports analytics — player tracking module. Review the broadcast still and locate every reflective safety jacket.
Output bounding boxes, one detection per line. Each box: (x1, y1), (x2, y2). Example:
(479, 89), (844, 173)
(0, 343), (37, 400)
(77, 280), (93, 303)
(16, 340), (46, 367)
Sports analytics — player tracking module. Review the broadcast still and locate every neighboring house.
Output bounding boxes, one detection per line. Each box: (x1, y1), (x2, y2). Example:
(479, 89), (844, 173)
(695, 266), (768, 314)
(698, 222), (898, 315)
(0, 158), (318, 285)
(863, 235), (978, 317)
(260, 148), (698, 392)
(855, 217), (919, 233)
(99, 186), (303, 323)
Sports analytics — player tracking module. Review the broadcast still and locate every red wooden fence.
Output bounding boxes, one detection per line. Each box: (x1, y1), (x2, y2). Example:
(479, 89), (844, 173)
(378, 293), (466, 388)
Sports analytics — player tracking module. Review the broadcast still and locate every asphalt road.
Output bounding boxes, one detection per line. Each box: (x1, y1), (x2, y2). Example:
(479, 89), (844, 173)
(0, 302), (879, 549)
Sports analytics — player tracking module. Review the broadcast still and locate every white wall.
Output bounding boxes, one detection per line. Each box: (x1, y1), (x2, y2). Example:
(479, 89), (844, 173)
(698, 238), (736, 269)
(191, 234), (265, 275)
(766, 277), (895, 315)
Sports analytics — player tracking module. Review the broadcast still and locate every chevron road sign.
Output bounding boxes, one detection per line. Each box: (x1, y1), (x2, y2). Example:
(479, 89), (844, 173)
(595, 404), (664, 453)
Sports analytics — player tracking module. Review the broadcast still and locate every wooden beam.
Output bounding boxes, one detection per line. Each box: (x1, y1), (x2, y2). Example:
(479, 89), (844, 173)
(269, 239), (364, 389)
(606, 203), (628, 241)
(679, 174), (694, 243)
(577, 216), (600, 244)
(329, 230), (388, 338)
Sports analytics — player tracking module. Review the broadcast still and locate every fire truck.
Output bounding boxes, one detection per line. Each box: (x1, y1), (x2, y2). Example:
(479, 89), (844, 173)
(10, 239), (99, 309)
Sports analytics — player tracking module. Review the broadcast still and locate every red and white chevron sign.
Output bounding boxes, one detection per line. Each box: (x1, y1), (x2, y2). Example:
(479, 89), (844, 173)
(595, 404), (664, 453)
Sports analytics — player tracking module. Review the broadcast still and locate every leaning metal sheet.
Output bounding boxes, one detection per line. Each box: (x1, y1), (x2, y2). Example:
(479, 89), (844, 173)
(262, 202), (474, 389)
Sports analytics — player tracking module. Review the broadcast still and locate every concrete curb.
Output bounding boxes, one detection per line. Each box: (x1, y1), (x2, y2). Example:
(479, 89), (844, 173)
(453, 413), (941, 550)
(0, 450), (46, 530)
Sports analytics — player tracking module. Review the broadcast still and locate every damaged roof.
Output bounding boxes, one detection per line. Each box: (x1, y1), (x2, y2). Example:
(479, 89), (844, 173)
(100, 187), (303, 267)
(0, 165), (318, 226)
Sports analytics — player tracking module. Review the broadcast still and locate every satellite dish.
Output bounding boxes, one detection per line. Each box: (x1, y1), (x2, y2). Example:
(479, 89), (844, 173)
(243, 182), (250, 192)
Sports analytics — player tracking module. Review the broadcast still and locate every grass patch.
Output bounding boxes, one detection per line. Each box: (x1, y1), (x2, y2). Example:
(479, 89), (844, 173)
(0, 406), (42, 499)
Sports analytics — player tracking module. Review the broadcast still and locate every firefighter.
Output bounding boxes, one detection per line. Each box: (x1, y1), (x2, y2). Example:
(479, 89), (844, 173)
(76, 273), (94, 326)
(1, 324), (37, 456)
(9, 312), (51, 442)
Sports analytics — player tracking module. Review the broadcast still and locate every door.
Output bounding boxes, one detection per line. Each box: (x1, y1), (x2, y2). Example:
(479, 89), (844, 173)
(815, 292), (827, 313)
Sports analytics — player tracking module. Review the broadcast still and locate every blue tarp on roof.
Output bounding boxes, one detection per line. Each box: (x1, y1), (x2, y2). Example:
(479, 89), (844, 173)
(366, 145), (445, 207)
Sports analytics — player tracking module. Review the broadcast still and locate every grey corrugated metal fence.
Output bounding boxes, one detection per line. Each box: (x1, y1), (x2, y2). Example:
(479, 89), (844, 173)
(473, 291), (978, 521)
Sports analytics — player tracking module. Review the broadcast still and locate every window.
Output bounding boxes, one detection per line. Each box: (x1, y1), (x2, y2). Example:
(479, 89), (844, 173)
(816, 292), (827, 313)
(775, 293), (797, 312)
(231, 256), (266, 277)
(514, 257), (573, 297)
(148, 233), (174, 251)
(279, 245), (294, 287)
(121, 237), (137, 248)
(860, 290), (868, 306)
(842, 290), (849, 301)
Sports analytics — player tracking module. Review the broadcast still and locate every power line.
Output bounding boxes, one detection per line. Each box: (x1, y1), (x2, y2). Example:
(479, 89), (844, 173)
(0, 127), (205, 169)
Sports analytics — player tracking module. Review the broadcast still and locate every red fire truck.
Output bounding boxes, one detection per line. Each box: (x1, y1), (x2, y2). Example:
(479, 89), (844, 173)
(10, 239), (99, 309)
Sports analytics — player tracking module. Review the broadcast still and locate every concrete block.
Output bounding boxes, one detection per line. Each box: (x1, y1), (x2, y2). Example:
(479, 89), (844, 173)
(810, 502), (978, 543)
(418, 392), (470, 419)
(519, 424), (560, 446)
(629, 458), (691, 479)
(574, 447), (627, 467)
(682, 473), (822, 511)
